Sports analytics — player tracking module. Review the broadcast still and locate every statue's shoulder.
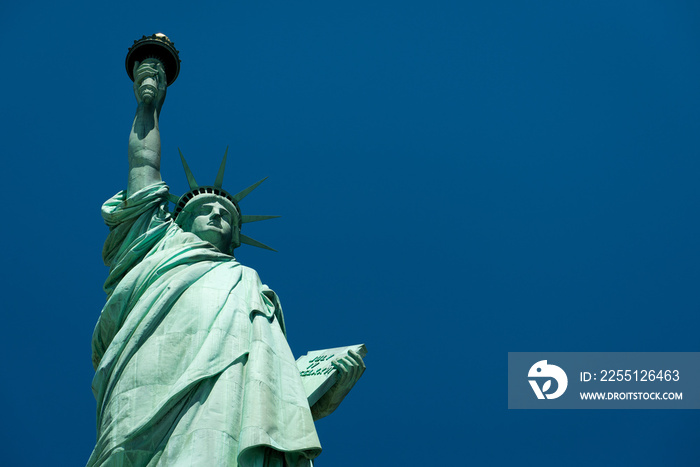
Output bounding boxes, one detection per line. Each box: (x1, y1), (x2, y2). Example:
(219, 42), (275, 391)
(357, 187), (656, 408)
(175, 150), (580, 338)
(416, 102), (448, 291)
(238, 263), (260, 278)
(237, 264), (271, 288)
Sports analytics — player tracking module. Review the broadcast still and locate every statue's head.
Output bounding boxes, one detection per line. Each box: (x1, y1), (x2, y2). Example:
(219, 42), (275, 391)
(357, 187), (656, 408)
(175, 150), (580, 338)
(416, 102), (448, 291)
(171, 148), (279, 255)
(175, 193), (241, 255)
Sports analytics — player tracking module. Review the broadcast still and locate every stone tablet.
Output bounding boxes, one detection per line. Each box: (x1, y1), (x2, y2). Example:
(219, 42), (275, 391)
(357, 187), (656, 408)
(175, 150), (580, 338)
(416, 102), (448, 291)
(297, 344), (368, 406)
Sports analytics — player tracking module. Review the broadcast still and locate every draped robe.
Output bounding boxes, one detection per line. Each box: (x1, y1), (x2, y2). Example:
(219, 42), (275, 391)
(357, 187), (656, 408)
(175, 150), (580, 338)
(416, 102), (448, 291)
(87, 183), (321, 466)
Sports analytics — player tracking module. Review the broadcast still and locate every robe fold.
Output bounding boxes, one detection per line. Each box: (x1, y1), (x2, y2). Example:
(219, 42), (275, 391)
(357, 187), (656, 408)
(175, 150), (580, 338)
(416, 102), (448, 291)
(88, 182), (321, 467)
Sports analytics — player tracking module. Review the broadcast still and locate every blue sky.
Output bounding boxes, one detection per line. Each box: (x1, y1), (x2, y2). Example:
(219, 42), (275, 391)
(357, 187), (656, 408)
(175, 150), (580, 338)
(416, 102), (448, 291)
(2, 1), (700, 465)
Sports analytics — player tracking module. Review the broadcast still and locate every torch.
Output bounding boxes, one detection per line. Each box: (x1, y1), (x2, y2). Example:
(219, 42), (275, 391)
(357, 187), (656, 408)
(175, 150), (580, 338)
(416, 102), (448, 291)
(125, 33), (181, 103)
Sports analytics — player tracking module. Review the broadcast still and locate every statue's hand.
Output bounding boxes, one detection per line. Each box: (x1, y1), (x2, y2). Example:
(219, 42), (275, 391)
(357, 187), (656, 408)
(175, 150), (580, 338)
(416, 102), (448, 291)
(331, 350), (366, 397)
(311, 350), (365, 420)
(133, 59), (167, 111)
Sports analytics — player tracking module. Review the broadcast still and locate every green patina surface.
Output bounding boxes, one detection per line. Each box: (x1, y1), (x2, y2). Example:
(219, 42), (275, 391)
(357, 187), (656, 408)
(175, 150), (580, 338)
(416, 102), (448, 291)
(88, 51), (365, 466)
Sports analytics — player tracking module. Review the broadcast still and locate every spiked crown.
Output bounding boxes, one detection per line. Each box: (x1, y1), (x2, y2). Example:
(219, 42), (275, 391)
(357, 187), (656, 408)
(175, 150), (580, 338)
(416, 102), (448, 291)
(170, 148), (279, 251)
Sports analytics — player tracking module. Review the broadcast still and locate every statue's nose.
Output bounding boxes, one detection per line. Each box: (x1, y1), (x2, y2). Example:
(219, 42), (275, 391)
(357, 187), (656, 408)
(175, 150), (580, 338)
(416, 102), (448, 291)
(210, 207), (224, 220)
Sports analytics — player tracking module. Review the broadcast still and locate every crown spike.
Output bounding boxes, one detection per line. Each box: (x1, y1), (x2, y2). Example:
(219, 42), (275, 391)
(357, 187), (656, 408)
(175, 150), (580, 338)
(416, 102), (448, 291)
(167, 193), (180, 204)
(240, 234), (277, 252)
(178, 148), (199, 189)
(241, 215), (280, 224)
(232, 177), (268, 202)
(214, 146), (229, 189)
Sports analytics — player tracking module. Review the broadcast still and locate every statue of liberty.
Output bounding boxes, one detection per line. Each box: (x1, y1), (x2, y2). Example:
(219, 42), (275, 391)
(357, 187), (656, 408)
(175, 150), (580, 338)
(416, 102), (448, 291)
(87, 34), (364, 467)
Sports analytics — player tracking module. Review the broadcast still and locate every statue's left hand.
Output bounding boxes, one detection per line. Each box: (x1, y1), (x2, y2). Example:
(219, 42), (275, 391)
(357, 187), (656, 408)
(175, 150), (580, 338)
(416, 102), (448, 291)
(311, 350), (365, 420)
(330, 350), (366, 397)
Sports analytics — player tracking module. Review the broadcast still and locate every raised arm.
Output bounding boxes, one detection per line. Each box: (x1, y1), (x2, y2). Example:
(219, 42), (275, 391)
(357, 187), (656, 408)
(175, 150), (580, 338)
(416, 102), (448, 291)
(127, 59), (167, 197)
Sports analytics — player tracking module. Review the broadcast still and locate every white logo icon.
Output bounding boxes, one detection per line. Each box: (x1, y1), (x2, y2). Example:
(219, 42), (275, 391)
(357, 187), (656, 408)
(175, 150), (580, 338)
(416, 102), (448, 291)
(528, 360), (568, 399)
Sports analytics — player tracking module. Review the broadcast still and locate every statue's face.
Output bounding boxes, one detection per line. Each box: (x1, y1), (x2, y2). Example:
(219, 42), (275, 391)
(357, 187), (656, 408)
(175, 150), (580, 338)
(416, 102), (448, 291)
(188, 201), (239, 254)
